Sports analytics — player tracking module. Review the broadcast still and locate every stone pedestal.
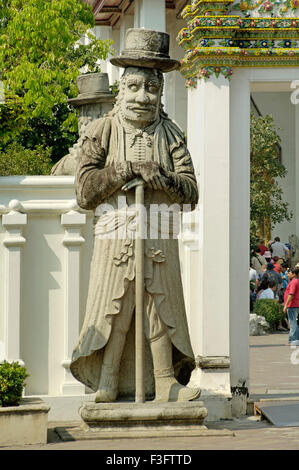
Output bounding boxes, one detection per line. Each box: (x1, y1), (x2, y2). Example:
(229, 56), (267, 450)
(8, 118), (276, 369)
(57, 401), (209, 440)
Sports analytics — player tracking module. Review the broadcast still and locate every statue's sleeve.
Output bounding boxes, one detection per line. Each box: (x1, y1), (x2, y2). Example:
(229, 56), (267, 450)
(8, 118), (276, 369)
(75, 118), (134, 210)
(161, 121), (199, 208)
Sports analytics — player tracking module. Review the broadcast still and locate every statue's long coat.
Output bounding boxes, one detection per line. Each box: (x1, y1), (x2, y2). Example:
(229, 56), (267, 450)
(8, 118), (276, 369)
(70, 112), (199, 393)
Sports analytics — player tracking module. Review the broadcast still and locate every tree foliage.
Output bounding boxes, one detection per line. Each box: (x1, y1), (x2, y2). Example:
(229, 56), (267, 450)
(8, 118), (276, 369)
(0, 142), (53, 175)
(0, 0), (113, 166)
(250, 113), (292, 246)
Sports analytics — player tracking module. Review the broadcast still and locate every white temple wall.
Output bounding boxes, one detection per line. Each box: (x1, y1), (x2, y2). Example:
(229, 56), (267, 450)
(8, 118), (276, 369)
(251, 91), (296, 242)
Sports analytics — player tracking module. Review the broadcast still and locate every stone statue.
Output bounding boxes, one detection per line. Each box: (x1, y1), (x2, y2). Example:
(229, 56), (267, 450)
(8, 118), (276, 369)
(51, 73), (115, 176)
(51, 117), (93, 176)
(70, 28), (200, 403)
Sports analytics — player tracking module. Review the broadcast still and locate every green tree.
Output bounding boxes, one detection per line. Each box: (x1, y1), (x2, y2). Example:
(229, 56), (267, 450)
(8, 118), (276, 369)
(250, 113), (292, 247)
(0, 142), (53, 175)
(0, 0), (113, 166)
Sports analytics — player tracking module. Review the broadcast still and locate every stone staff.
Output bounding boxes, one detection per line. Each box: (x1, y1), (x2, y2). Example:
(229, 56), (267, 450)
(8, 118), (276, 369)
(123, 177), (146, 403)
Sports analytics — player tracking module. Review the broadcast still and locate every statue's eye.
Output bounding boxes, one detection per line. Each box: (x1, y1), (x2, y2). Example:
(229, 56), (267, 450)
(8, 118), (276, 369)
(148, 86), (158, 94)
(129, 84), (138, 92)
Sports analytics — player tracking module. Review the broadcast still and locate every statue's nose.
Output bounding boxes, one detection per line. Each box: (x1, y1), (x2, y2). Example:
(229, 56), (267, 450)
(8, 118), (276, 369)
(135, 88), (150, 104)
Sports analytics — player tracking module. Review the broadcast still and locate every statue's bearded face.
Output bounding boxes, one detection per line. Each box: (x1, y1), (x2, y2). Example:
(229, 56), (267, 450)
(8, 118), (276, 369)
(120, 67), (162, 125)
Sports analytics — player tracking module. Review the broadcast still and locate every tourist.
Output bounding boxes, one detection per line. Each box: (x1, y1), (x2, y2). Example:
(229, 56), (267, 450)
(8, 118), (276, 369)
(283, 267), (299, 344)
(258, 239), (268, 256)
(271, 236), (290, 264)
(261, 262), (282, 296)
(264, 251), (273, 264)
(250, 265), (259, 290)
(278, 263), (290, 331)
(258, 279), (276, 299)
(273, 256), (281, 273)
(279, 263), (289, 301)
(260, 264), (267, 279)
(251, 247), (267, 276)
(256, 278), (270, 299)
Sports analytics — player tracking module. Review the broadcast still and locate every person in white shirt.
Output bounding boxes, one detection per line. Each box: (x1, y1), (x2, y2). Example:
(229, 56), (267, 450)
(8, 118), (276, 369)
(258, 279), (276, 299)
(270, 236), (290, 262)
(251, 247), (267, 276)
(250, 266), (259, 290)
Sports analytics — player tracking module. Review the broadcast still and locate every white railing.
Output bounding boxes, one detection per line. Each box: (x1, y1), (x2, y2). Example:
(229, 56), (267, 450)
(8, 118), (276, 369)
(0, 175), (199, 398)
(0, 176), (94, 396)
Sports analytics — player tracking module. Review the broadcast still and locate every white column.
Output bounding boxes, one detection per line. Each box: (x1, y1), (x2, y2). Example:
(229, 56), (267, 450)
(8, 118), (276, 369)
(229, 71), (250, 416)
(133, 0), (167, 108)
(2, 200), (27, 366)
(61, 203), (86, 395)
(186, 77), (231, 403)
(118, 13), (134, 81)
(295, 100), (299, 236)
(120, 14), (134, 52)
(110, 27), (121, 83)
(93, 25), (113, 76)
(165, 12), (188, 132)
(134, 0), (166, 31)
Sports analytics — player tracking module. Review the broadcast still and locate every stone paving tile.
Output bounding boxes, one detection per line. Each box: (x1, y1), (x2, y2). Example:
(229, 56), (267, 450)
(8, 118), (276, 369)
(3, 420), (299, 450)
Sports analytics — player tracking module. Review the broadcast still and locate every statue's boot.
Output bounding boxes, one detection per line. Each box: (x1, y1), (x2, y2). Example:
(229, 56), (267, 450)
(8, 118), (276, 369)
(95, 364), (119, 403)
(150, 333), (201, 402)
(95, 327), (127, 403)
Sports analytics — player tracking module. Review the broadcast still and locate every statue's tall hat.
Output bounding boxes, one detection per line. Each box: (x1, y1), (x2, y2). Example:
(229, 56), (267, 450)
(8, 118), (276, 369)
(110, 28), (180, 73)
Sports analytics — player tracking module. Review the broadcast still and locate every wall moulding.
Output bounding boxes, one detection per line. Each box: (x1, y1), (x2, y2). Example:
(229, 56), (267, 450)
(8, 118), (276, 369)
(196, 355), (231, 369)
(0, 177), (92, 215)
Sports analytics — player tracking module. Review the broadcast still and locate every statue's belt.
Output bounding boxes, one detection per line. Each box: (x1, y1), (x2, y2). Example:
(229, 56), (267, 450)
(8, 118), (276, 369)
(94, 208), (180, 239)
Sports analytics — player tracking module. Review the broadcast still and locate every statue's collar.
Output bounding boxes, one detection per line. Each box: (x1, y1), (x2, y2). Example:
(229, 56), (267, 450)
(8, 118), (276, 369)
(117, 113), (160, 136)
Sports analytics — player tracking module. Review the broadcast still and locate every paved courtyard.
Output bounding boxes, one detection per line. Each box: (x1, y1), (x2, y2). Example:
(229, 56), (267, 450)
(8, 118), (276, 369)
(2, 331), (299, 451)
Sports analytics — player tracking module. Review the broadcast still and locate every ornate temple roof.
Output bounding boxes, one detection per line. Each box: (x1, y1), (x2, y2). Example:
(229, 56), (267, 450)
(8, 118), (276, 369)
(177, 0), (299, 84)
(84, 0), (188, 27)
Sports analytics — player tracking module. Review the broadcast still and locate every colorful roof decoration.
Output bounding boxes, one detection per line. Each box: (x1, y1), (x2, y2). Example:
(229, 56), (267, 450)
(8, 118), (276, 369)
(177, 0), (299, 85)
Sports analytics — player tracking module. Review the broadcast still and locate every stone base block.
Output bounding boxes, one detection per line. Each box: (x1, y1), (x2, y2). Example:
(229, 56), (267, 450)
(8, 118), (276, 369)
(56, 400), (234, 440)
(0, 398), (50, 446)
(200, 394), (233, 421)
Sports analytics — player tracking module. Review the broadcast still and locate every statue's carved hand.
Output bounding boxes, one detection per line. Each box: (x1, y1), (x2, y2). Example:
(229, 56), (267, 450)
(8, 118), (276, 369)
(114, 161), (135, 182)
(131, 161), (167, 190)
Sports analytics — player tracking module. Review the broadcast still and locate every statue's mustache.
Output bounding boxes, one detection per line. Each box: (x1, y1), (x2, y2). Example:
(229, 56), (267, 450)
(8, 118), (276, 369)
(126, 103), (157, 112)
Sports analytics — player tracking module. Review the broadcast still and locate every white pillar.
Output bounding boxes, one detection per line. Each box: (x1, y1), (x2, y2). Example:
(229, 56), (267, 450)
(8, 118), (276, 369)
(2, 200), (27, 366)
(120, 14), (134, 52)
(186, 77), (232, 414)
(229, 71), (250, 416)
(93, 25), (113, 76)
(118, 13), (134, 81)
(133, 0), (166, 109)
(60, 204), (86, 395)
(110, 28), (121, 83)
(295, 100), (299, 236)
(134, 0), (166, 31)
(165, 11), (188, 132)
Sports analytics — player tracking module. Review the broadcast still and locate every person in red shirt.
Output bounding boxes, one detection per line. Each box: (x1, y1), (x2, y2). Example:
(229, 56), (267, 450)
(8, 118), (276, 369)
(283, 267), (299, 344)
(273, 256), (281, 273)
(258, 240), (268, 256)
